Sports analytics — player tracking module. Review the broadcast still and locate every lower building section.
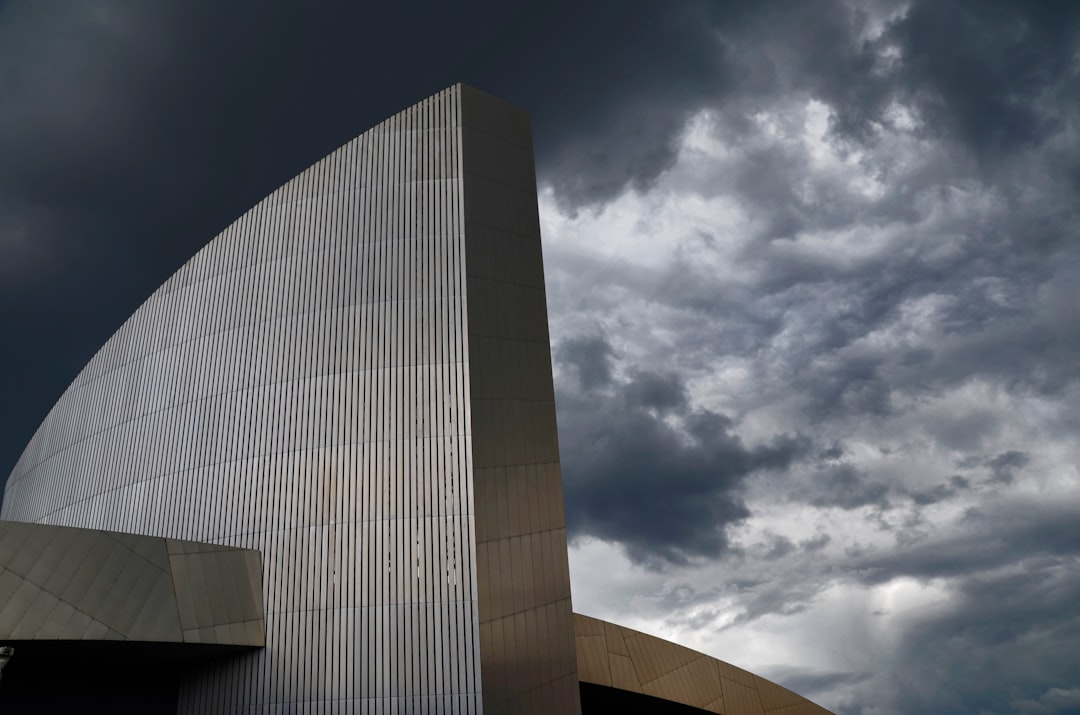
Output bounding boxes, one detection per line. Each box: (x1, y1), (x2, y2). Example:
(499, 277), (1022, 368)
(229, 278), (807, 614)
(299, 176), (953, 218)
(573, 613), (832, 715)
(0, 574), (834, 715)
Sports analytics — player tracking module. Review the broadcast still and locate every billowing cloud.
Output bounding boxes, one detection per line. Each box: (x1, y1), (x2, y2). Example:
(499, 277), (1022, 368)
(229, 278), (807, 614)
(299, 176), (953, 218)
(556, 333), (809, 565)
(543, 3), (1080, 713)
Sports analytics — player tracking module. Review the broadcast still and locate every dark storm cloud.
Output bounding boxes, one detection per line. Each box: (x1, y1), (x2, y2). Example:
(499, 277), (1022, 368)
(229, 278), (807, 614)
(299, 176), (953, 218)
(888, 1), (1080, 162)
(555, 333), (809, 566)
(537, 0), (1080, 213)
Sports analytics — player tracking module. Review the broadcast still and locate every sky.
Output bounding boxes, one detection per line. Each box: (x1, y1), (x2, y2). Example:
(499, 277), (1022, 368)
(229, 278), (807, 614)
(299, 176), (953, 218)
(1, 2), (1078, 713)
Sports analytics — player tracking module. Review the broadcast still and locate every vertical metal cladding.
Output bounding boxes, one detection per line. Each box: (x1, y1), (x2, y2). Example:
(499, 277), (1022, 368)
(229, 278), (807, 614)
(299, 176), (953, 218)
(1, 85), (578, 713)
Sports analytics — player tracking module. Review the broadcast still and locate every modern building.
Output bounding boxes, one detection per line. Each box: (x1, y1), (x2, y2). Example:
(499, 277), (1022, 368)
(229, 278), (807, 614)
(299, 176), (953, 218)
(0, 85), (832, 715)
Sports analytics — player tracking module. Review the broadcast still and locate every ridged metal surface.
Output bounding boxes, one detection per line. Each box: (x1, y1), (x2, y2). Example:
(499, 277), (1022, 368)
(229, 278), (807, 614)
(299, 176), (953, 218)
(1, 85), (578, 713)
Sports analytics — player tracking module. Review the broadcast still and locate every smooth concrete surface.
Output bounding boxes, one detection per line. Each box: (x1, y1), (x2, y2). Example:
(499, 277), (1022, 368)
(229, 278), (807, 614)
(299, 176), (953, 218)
(0, 520), (263, 646)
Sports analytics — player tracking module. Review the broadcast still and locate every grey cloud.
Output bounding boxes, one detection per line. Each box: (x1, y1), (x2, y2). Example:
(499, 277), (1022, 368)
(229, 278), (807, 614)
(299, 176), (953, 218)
(851, 502), (1080, 586)
(556, 333), (810, 566)
(623, 369), (688, 414)
(541, 4), (1080, 713)
(920, 405), (1004, 452)
(530, 3), (735, 211)
(949, 475), (971, 490)
(808, 463), (889, 511)
(956, 456), (984, 470)
(888, 2), (1080, 163)
(540, 0), (1080, 473)
(555, 334), (615, 392)
(536, 0), (1079, 209)
(800, 533), (831, 552)
(908, 484), (957, 507)
(540, 1), (1080, 432)
(752, 501), (1080, 715)
(761, 534), (796, 561)
(818, 442), (846, 461)
(905, 475), (973, 506)
(986, 450), (1031, 485)
(770, 669), (872, 710)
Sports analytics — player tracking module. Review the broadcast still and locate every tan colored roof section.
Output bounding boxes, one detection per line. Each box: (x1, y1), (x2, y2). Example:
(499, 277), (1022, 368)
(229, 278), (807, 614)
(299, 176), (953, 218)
(573, 613), (833, 715)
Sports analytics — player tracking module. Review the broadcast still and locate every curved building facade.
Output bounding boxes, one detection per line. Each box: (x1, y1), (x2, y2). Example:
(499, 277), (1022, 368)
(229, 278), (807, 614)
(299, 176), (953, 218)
(3, 85), (577, 714)
(573, 614), (831, 715)
(1, 85), (833, 715)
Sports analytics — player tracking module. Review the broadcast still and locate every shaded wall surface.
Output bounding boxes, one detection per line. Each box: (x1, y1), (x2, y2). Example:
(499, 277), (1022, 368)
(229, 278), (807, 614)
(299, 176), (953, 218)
(1, 85), (578, 714)
(460, 89), (579, 715)
(1, 648), (181, 715)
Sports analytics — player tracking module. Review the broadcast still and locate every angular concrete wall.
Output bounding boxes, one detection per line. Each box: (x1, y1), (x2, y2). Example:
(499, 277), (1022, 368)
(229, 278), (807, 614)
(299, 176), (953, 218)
(0, 521), (262, 646)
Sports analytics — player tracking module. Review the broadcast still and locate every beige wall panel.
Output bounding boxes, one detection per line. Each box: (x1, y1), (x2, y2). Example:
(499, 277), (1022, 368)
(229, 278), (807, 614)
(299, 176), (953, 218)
(604, 618), (630, 656)
(717, 657), (760, 688)
(574, 613), (834, 714)
(623, 631), (700, 684)
(575, 634), (612, 686)
(704, 694), (726, 714)
(723, 677), (767, 715)
(642, 655), (724, 708)
(608, 653), (643, 693)
(573, 612), (605, 636)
